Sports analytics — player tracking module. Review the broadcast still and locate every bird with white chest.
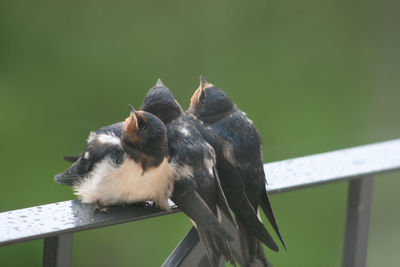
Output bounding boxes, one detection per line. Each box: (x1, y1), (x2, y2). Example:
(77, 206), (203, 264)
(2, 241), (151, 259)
(55, 106), (176, 212)
(55, 103), (234, 250)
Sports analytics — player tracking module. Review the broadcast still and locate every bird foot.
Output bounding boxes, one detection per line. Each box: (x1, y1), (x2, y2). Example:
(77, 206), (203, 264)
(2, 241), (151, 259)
(94, 201), (109, 213)
(144, 201), (155, 209)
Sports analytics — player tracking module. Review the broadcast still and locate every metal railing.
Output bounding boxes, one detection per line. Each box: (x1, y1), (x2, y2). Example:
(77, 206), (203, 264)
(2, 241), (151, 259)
(1, 139), (400, 267)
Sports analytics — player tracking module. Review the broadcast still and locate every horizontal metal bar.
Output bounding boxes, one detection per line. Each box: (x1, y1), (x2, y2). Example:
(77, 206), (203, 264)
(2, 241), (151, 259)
(1, 139), (399, 247)
(0, 200), (180, 246)
(265, 139), (400, 193)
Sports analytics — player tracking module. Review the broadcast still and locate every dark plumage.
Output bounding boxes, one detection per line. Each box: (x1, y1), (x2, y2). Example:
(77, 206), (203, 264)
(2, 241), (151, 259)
(141, 79), (236, 266)
(55, 122), (125, 186)
(187, 76), (286, 266)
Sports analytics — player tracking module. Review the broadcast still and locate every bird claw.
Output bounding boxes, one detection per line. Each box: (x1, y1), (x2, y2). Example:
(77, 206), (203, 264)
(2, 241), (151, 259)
(94, 201), (109, 214)
(144, 201), (155, 209)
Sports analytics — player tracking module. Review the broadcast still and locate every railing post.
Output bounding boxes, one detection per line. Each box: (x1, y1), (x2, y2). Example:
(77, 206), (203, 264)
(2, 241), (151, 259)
(43, 234), (73, 267)
(342, 175), (374, 267)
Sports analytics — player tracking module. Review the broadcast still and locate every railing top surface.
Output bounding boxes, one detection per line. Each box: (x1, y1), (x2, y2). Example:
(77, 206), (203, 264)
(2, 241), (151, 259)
(1, 139), (400, 246)
(265, 138), (400, 193)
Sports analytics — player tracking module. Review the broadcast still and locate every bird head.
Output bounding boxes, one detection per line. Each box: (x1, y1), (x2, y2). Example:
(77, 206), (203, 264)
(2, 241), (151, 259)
(188, 75), (235, 123)
(54, 122), (125, 186)
(140, 79), (183, 124)
(122, 105), (168, 166)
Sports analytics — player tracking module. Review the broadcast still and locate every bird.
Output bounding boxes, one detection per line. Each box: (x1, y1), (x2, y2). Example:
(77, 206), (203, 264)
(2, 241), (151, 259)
(187, 76), (286, 266)
(54, 107), (174, 212)
(140, 79), (237, 266)
(54, 104), (235, 265)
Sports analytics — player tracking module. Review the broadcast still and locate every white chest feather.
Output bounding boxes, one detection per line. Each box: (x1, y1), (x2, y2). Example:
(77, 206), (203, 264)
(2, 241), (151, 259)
(74, 157), (175, 210)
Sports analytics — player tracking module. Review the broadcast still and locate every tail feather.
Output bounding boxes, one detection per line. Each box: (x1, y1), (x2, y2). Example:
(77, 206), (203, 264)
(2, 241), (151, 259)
(197, 226), (236, 266)
(172, 191), (234, 241)
(62, 155), (80, 163)
(214, 235), (236, 265)
(256, 241), (272, 267)
(237, 218), (272, 267)
(229, 192), (278, 251)
(259, 188), (286, 250)
(196, 227), (221, 267)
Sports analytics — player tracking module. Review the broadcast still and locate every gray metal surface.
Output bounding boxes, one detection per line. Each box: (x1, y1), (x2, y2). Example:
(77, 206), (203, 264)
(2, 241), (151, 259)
(0, 200), (179, 246)
(342, 176), (374, 267)
(1, 139), (399, 247)
(43, 234), (73, 267)
(265, 139), (400, 193)
(162, 227), (204, 267)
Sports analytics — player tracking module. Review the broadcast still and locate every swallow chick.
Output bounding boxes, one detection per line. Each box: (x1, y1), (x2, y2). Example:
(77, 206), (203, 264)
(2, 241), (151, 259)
(55, 106), (176, 212)
(187, 76), (286, 266)
(141, 79), (237, 266)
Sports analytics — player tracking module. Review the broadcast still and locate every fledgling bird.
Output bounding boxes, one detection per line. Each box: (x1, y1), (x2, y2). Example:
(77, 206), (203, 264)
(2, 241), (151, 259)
(140, 79), (237, 266)
(54, 104), (234, 262)
(54, 107), (175, 212)
(187, 76), (286, 266)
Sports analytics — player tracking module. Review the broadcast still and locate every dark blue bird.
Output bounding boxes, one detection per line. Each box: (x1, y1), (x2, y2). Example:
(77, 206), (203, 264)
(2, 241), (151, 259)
(141, 79), (237, 266)
(187, 76), (286, 266)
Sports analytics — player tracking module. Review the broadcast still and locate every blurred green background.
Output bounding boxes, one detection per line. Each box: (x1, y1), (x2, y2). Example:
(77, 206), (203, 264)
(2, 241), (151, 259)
(1, 0), (399, 266)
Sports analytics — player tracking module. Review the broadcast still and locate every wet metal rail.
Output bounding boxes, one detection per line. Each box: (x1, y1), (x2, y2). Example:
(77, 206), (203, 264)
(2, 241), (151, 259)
(1, 139), (400, 267)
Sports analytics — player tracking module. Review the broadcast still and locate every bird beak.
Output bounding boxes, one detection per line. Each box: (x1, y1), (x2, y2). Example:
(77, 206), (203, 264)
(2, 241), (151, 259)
(198, 75), (210, 101)
(149, 78), (166, 91)
(155, 78), (165, 87)
(128, 104), (139, 129)
(123, 104), (140, 140)
(199, 75), (209, 89)
(189, 76), (208, 108)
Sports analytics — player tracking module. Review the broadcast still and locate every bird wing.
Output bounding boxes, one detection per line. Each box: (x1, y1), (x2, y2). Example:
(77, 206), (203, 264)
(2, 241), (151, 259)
(171, 178), (234, 242)
(229, 191), (279, 252)
(213, 166), (238, 229)
(259, 186), (286, 249)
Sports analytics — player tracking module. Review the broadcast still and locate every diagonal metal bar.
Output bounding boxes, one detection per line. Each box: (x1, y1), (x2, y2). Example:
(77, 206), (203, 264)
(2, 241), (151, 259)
(43, 234), (73, 267)
(342, 176), (374, 267)
(162, 227), (204, 267)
